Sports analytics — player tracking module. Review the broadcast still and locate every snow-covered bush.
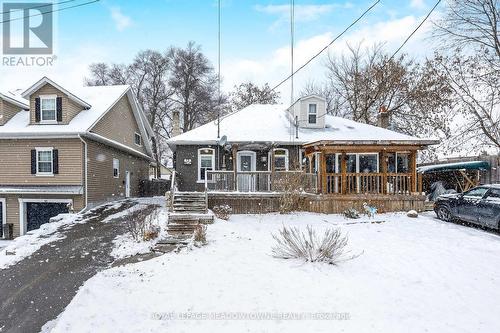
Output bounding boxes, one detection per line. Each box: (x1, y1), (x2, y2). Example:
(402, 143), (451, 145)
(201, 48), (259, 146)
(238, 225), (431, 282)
(193, 224), (207, 246)
(126, 209), (160, 242)
(343, 208), (360, 219)
(272, 225), (356, 264)
(212, 205), (232, 220)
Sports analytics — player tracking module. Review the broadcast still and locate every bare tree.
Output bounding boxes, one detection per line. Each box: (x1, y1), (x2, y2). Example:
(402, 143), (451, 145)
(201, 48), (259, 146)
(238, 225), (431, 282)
(229, 82), (280, 111)
(167, 42), (220, 131)
(86, 51), (173, 173)
(431, 0), (500, 151)
(313, 43), (452, 141)
(433, 0), (499, 59)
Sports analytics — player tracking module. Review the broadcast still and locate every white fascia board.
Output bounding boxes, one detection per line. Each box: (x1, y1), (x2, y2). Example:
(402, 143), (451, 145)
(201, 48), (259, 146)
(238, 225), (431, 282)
(21, 77), (91, 109)
(0, 93), (29, 109)
(83, 132), (154, 161)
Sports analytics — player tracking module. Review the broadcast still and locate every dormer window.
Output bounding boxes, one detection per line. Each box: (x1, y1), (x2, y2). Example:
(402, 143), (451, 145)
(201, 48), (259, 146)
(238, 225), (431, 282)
(40, 95), (57, 123)
(308, 104), (317, 124)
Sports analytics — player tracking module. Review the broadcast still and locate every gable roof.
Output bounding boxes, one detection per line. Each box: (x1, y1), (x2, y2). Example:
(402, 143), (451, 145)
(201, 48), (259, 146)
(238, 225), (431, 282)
(167, 104), (439, 146)
(0, 91), (29, 109)
(22, 76), (91, 109)
(0, 83), (153, 157)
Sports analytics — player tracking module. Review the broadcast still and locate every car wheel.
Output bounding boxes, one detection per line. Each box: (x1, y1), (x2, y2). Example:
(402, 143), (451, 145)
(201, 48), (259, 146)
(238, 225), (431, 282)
(436, 205), (452, 222)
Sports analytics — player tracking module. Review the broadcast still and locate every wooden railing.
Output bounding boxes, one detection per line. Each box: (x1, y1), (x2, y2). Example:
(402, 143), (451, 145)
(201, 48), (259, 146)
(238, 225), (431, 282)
(206, 170), (318, 193)
(325, 173), (414, 195)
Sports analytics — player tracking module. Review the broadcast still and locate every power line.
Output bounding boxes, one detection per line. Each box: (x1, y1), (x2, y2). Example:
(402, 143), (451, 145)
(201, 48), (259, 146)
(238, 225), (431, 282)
(0, 0), (100, 24)
(294, 0), (443, 124)
(386, 0), (442, 63)
(0, 0), (78, 15)
(271, 0), (381, 92)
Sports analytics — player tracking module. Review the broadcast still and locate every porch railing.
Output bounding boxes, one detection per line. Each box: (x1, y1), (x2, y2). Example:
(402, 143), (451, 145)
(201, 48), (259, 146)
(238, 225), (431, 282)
(325, 173), (413, 195)
(206, 170), (318, 193)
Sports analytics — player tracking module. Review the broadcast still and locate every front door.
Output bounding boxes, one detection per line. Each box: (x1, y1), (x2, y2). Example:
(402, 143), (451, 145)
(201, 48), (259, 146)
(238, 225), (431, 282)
(125, 171), (131, 197)
(237, 151), (256, 192)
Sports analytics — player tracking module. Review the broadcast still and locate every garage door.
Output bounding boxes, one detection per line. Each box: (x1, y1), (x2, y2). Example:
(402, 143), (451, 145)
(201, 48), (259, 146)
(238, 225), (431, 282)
(26, 202), (69, 232)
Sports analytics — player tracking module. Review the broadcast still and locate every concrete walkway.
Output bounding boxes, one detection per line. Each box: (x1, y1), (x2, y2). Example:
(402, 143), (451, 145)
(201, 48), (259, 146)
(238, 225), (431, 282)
(0, 200), (158, 333)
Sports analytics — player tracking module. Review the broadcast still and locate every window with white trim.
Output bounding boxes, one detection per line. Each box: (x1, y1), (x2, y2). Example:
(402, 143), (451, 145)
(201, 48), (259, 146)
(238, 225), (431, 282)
(134, 132), (142, 146)
(270, 148), (289, 171)
(113, 158), (120, 178)
(198, 148), (215, 181)
(308, 104), (317, 124)
(37, 148), (53, 174)
(40, 96), (57, 122)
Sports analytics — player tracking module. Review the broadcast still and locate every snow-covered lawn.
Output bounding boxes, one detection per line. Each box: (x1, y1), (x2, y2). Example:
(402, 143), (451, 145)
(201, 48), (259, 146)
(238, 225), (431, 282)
(47, 211), (500, 333)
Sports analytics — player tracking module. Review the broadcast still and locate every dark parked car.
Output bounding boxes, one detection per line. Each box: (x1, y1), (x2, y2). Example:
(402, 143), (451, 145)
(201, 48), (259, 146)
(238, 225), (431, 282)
(434, 184), (500, 230)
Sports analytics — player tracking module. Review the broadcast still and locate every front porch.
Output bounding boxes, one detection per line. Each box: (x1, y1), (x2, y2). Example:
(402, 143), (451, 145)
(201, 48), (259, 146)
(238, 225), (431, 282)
(201, 141), (426, 213)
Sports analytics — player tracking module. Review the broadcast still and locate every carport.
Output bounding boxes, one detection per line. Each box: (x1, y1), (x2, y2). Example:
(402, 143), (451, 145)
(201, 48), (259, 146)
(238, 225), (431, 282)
(418, 160), (491, 193)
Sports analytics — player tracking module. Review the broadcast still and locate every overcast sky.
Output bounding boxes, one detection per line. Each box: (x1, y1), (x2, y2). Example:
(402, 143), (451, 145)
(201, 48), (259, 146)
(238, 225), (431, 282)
(0, 0), (440, 102)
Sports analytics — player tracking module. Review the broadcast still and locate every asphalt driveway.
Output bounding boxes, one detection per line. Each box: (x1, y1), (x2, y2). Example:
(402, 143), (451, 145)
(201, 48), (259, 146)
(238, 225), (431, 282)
(0, 200), (158, 333)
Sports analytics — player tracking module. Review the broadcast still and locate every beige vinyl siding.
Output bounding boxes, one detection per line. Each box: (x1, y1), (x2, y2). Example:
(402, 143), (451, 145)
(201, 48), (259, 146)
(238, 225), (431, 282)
(0, 99), (23, 126)
(0, 139), (83, 185)
(2, 194), (84, 237)
(29, 83), (82, 125)
(90, 96), (148, 154)
(85, 139), (149, 207)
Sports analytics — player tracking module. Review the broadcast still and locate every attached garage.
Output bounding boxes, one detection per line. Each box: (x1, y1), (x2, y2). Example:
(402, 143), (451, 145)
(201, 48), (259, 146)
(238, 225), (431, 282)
(19, 199), (72, 235)
(25, 202), (69, 232)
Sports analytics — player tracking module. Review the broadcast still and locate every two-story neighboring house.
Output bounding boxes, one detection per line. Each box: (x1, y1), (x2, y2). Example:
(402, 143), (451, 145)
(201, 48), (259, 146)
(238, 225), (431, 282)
(0, 77), (154, 238)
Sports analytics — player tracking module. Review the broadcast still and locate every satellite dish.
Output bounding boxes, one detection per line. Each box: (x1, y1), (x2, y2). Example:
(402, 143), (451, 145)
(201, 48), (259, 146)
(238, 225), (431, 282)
(219, 135), (227, 146)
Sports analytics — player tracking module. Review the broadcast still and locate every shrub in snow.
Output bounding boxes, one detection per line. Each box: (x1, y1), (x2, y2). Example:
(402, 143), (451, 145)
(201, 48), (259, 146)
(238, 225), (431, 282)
(212, 205), (232, 220)
(193, 224), (208, 246)
(343, 208), (360, 219)
(272, 225), (358, 264)
(278, 172), (304, 214)
(126, 209), (160, 242)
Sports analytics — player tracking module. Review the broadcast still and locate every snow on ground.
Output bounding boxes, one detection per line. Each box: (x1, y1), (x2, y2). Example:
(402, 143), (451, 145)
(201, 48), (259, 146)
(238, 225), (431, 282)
(48, 212), (500, 333)
(110, 207), (168, 260)
(0, 198), (163, 270)
(0, 240), (11, 251)
(0, 214), (79, 269)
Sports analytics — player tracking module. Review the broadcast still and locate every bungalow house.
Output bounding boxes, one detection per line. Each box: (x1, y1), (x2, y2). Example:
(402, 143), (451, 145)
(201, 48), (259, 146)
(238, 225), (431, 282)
(0, 77), (154, 238)
(167, 95), (438, 214)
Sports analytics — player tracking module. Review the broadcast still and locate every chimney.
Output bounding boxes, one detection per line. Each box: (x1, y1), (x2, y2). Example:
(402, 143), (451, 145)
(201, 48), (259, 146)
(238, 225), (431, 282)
(171, 110), (182, 137)
(377, 106), (390, 129)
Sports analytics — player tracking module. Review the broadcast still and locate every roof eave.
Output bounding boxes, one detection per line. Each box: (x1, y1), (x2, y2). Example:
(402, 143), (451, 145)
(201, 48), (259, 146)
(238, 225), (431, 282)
(21, 77), (92, 109)
(0, 93), (29, 109)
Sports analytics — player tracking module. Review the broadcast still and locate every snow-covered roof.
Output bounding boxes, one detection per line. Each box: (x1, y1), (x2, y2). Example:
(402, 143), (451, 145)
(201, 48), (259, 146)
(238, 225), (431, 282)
(22, 77), (91, 109)
(0, 85), (129, 136)
(0, 91), (29, 109)
(167, 104), (439, 146)
(0, 82), (153, 157)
